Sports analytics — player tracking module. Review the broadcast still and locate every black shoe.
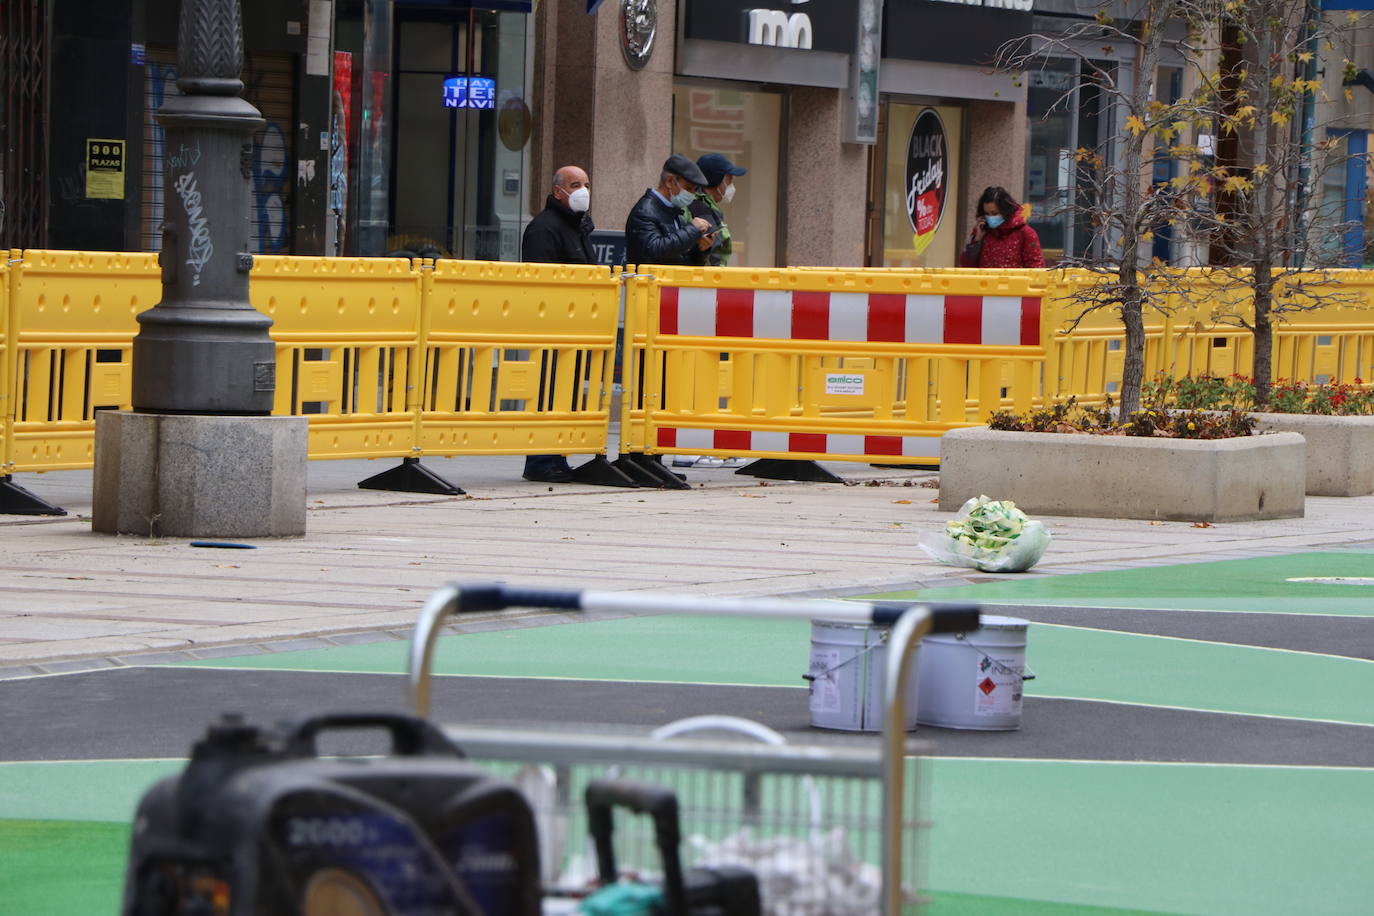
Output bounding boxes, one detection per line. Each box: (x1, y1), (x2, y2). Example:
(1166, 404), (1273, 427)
(524, 468), (575, 483)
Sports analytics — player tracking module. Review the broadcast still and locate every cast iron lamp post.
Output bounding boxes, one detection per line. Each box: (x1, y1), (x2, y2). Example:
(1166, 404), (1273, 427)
(132, 0), (276, 414)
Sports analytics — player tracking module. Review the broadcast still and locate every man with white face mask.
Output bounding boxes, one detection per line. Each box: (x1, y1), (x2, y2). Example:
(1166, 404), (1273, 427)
(625, 154), (717, 266)
(688, 153), (747, 267)
(522, 165), (595, 265)
(520, 165), (595, 482)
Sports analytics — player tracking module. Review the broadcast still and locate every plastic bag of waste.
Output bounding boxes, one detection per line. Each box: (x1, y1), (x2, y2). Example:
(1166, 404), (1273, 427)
(689, 826), (881, 916)
(919, 495), (1050, 573)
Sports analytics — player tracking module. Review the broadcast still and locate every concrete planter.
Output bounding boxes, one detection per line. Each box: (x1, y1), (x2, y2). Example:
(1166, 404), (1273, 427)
(939, 427), (1305, 522)
(1247, 413), (1374, 497)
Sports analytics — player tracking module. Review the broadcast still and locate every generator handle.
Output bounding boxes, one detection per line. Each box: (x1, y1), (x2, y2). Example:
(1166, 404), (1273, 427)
(585, 778), (688, 916)
(282, 712), (462, 759)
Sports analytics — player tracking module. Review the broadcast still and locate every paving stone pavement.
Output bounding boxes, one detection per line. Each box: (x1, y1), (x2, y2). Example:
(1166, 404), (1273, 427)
(3, 454), (1372, 676)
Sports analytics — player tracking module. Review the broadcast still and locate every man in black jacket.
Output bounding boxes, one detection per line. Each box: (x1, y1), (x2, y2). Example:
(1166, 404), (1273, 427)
(625, 154), (717, 266)
(520, 165), (595, 482)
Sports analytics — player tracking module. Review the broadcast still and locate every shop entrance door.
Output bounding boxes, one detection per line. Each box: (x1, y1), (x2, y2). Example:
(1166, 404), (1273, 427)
(389, 8), (528, 260)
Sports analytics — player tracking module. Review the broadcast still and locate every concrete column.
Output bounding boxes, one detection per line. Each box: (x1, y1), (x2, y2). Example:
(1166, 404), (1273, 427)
(531, 0), (597, 211)
(784, 86), (868, 267)
(589, 1), (676, 229)
(961, 97), (1028, 227)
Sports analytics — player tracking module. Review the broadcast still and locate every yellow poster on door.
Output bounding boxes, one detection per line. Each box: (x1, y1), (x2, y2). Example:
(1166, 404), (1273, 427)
(85, 139), (126, 200)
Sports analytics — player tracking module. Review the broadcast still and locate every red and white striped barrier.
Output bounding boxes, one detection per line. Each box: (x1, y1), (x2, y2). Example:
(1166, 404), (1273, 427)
(656, 427), (941, 458)
(658, 287), (1042, 347)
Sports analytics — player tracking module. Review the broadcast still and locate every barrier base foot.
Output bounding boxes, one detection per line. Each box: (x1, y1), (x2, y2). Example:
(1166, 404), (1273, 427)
(613, 454), (691, 490)
(0, 476), (67, 516)
(571, 455), (640, 488)
(357, 458), (465, 496)
(871, 462), (939, 471)
(734, 459), (844, 484)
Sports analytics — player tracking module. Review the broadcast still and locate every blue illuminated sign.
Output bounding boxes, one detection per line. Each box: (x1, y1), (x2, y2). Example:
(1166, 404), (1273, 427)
(442, 76), (496, 110)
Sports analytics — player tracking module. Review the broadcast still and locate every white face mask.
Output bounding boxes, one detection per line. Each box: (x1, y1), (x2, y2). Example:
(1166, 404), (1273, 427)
(721, 183), (737, 204)
(565, 186), (590, 213)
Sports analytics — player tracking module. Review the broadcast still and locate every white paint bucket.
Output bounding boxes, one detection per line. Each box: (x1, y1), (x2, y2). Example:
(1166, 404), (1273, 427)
(807, 620), (919, 732)
(916, 615), (1031, 731)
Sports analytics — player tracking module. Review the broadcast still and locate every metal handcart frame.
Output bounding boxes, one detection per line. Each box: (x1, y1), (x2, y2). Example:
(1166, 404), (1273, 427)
(406, 584), (980, 915)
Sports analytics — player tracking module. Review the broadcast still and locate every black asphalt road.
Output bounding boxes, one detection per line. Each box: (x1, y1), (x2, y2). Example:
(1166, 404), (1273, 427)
(4, 667), (1371, 767)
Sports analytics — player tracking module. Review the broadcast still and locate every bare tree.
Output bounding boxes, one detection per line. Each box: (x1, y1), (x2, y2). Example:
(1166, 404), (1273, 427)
(1003, 0), (1368, 413)
(1000, 1), (1215, 415)
(1176, 0), (1367, 404)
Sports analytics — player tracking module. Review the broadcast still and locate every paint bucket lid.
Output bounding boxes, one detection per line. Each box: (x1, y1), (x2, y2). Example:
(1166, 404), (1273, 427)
(973, 615), (1029, 631)
(812, 618), (885, 630)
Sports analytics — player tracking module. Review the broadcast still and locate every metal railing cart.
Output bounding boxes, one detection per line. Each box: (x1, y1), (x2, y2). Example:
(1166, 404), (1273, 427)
(407, 584), (980, 915)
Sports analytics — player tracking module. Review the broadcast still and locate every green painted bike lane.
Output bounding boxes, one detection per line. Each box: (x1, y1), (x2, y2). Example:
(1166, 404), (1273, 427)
(182, 614), (1374, 726)
(4, 757), (1370, 916)
(892, 551), (1374, 615)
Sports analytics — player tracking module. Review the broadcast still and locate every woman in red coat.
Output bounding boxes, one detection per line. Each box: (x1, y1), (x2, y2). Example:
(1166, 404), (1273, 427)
(960, 186), (1045, 268)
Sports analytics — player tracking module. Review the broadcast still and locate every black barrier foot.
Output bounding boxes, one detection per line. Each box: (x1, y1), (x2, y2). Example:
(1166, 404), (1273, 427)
(0, 476), (67, 516)
(571, 455), (640, 488)
(734, 459), (844, 484)
(870, 463), (939, 471)
(358, 458), (465, 496)
(613, 454), (691, 490)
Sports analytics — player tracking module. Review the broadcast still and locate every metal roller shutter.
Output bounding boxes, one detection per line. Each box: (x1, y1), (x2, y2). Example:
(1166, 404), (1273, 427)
(141, 47), (296, 254)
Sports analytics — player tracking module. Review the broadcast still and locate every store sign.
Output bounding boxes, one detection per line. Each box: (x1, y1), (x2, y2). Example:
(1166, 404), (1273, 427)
(922, 0), (1033, 10)
(682, 0), (855, 55)
(884, 0), (1033, 67)
(442, 76), (495, 110)
(747, 9), (812, 49)
(904, 109), (947, 255)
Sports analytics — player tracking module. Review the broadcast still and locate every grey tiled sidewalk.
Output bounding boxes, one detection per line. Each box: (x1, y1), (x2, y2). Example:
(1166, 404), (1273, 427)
(3, 454), (1372, 675)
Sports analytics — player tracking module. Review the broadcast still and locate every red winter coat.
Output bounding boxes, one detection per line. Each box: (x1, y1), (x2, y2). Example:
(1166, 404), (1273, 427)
(960, 211), (1045, 268)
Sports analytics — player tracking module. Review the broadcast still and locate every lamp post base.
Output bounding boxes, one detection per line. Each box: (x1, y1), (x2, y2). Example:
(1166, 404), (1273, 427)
(93, 411), (307, 538)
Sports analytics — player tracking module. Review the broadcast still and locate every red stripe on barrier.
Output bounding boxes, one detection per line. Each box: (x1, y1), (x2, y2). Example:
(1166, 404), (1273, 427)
(716, 289), (755, 338)
(659, 286), (679, 336)
(944, 295), (982, 344)
(1020, 296), (1041, 346)
(791, 291), (830, 339)
(715, 429), (751, 451)
(864, 436), (903, 456)
(867, 294), (906, 342)
(789, 433), (827, 453)
(657, 427), (677, 447)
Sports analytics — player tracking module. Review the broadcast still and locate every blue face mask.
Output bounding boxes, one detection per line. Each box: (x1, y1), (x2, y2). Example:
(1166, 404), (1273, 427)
(985, 214), (1005, 229)
(670, 186), (696, 208)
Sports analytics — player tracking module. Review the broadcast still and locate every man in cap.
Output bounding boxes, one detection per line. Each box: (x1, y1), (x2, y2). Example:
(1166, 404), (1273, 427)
(625, 154), (720, 266)
(519, 164), (595, 483)
(688, 153), (748, 267)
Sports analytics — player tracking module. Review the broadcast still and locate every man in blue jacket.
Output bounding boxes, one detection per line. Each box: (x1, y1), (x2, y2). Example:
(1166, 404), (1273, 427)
(625, 154), (718, 266)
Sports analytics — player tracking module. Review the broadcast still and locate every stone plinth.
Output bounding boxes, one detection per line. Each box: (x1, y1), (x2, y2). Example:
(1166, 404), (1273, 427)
(93, 411), (307, 537)
(939, 427), (1306, 522)
(1249, 413), (1374, 497)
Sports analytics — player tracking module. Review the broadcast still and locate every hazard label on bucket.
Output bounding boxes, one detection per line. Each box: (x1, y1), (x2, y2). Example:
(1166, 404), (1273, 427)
(808, 649), (843, 714)
(974, 654), (1024, 717)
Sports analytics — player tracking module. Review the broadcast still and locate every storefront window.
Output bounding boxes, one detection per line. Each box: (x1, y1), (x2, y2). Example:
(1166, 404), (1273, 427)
(1026, 58), (1113, 264)
(389, 10), (530, 260)
(879, 103), (962, 268)
(670, 84), (781, 267)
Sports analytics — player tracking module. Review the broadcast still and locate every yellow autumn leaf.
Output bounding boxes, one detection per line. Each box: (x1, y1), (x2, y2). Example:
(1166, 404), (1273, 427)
(1223, 175), (1253, 193)
(1125, 115), (1146, 136)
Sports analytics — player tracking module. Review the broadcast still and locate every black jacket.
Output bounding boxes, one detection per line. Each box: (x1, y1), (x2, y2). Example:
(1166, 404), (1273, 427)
(625, 189), (703, 267)
(522, 195), (596, 264)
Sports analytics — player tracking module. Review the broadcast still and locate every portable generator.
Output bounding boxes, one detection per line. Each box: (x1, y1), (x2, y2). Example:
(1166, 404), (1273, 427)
(122, 712), (542, 916)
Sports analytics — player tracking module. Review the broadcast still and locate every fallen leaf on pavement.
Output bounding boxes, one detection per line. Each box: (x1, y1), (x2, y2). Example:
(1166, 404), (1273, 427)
(892, 499), (912, 504)
(214, 564), (239, 569)
(1191, 521), (1213, 528)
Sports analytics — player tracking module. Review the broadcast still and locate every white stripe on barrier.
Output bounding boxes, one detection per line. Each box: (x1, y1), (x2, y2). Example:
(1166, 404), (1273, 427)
(828, 293), (869, 342)
(981, 296), (1023, 346)
(905, 294), (945, 343)
(754, 290), (793, 340)
(678, 287), (718, 337)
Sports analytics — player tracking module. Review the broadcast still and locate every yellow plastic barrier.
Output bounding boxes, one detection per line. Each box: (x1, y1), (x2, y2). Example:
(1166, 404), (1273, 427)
(251, 255), (421, 460)
(1, 253), (11, 475)
(4, 249), (155, 472)
(417, 259), (621, 457)
(621, 265), (1048, 466)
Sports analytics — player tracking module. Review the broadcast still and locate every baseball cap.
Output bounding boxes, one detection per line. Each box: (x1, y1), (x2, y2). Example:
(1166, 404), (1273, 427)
(663, 153), (710, 188)
(697, 153), (747, 188)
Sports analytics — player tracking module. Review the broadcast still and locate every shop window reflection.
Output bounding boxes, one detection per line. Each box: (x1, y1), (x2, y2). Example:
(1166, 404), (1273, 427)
(671, 85), (782, 267)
